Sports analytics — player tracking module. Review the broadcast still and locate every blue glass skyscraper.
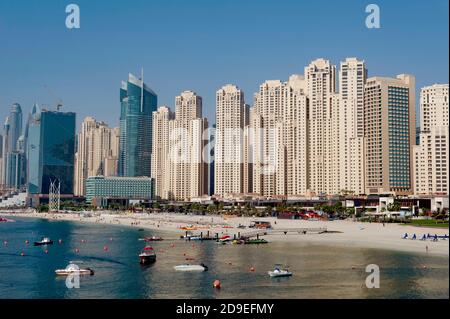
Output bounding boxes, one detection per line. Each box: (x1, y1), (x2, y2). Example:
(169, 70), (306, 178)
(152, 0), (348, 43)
(27, 108), (76, 206)
(118, 72), (157, 177)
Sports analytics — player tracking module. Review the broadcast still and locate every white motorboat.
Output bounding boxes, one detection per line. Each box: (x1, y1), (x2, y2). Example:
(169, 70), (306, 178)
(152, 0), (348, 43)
(268, 265), (292, 278)
(55, 263), (94, 276)
(174, 263), (208, 272)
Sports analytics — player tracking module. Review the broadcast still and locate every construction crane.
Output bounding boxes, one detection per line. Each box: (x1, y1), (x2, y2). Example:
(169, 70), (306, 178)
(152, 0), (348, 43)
(43, 84), (64, 111)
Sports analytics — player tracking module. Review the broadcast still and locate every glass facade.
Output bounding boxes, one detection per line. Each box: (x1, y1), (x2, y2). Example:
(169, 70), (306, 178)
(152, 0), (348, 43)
(388, 86), (410, 190)
(27, 110), (76, 195)
(85, 176), (154, 203)
(118, 74), (157, 177)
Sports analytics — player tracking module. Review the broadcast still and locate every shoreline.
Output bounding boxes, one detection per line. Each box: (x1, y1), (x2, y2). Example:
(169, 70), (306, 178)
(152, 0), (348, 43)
(1, 211), (449, 257)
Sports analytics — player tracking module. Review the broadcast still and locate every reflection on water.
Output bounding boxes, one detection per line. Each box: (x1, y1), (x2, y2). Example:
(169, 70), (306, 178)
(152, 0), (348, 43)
(0, 217), (448, 299)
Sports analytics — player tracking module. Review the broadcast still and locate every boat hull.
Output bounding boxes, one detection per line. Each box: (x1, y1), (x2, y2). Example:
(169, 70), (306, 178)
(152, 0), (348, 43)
(268, 271), (292, 278)
(34, 241), (53, 246)
(139, 254), (156, 265)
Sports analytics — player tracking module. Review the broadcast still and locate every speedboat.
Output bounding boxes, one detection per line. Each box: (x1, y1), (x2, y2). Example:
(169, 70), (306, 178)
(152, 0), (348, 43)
(34, 237), (53, 246)
(268, 265), (292, 278)
(139, 246), (156, 265)
(174, 263), (208, 272)
(55, 263), (94, 276)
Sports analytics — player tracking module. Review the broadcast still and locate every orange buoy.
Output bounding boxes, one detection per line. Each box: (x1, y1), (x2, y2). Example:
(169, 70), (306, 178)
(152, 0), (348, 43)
(103, 246), (109, 252)
(75, 248), (80, 253)
(213, 280), (221, 289)
(250, 267), (255, 272)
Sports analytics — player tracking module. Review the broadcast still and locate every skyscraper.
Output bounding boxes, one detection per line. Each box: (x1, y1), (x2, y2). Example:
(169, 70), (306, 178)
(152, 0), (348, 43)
(2, 103), (23, 188)
(251, 75), (309, 198)
(151, 91), (209, 201)
(282, 74), (309, 197)
(27, 109), (76, 206)
(252, 80), (284, 197)
(151, 106), (174, 199)
(338, 58), (367, 195)
(364, 74), (416, 195)
(74, 117), (120, 196)
(413, 84), (449, 195)
(167, 91), (208, 200)
(119, 72), (157, 178)
(304, 59), (339, 195)
(215, 84), (247, 197)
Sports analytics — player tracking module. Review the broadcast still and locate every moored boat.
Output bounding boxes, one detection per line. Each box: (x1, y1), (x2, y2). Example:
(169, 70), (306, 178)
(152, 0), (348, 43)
(55, 263), (94, 276)
(34, 237), (53, 246)
(139, 246), (156, 265)
(268, 264), (292, 278)
(174, 263), (208, 272)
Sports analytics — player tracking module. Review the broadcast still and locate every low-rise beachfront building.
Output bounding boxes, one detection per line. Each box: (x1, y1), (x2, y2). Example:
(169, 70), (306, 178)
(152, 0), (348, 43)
(85, 176), (154, 207)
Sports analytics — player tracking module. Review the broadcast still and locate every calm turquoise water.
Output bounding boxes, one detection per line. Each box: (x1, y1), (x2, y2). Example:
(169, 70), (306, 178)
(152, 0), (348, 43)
(0, 217), (448, 299)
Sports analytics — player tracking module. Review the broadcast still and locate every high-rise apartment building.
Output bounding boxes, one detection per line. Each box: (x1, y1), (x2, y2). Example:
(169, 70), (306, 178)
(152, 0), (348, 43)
(151, 106), (174, 199)
(364, 74), (416, 195)
(74, 117), (120, 196)
(214, 85), (247, 197)
(119, 72), (157, 178)
(252, 80), (284, 197)
(151, 91), (208, 201)
(338, 58), (367, 195)
(250, 75), (309, 198)
(413, 84), (449, 195)
(304, 59), (339, 195)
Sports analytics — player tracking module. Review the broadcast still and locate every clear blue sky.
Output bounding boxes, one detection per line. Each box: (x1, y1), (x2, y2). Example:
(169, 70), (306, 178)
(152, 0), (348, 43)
(0, 0), (448, 129)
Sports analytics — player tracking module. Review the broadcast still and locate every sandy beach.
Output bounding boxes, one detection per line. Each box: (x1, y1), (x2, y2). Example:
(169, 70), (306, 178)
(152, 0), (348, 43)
(1, 210), (449, 257)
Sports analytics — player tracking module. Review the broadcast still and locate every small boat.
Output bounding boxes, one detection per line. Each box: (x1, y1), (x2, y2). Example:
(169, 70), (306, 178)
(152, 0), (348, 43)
(0, 217), (15, 223)
(244, 239), (268, 245)
(174, 263), (208, 272)
(188, 236), (203, 241)
(139, 246), (156, 265)
(34, 237), (53, 246)
(55, 263), (94, 276)
(268, 265), (292, 278)
(219, 235), (231, 242)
